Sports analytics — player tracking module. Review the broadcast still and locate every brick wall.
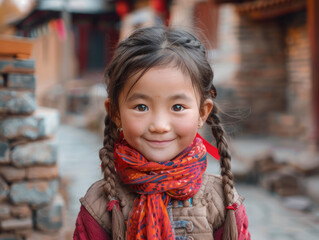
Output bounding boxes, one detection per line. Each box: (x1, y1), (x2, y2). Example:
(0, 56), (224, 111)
(285, 11), (311, 138)
(267, 11), (311, 139)
(215, 6), (311, 139)
(235, 16), (287, 134)
(0, 52), (63, 239)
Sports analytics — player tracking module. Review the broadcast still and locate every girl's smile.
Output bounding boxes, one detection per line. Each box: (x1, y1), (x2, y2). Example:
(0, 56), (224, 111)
(117, 66), (212, 162)
(144, 138), (176, 148)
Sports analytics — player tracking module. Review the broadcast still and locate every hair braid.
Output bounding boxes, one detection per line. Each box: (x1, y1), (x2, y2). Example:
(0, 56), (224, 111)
(206, 102), (238, 240)
(172, 35), (206, 53)
(99, 115), (125, 240)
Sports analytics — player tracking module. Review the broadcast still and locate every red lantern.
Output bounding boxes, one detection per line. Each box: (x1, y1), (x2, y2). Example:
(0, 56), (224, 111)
(116, 1), (130, 18)
(150, 0), (166, 14)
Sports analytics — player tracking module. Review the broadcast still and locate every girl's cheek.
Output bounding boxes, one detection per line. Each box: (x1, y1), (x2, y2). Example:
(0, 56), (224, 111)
(122, 116), (146, 132)
(174, 118), (198, 133)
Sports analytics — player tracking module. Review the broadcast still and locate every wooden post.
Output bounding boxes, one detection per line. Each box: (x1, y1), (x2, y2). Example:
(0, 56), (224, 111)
(60, 2), (72, 122)
(307, 0), (319, 147)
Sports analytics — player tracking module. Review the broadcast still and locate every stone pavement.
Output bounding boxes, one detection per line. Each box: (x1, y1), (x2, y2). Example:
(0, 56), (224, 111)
(57, 125), (319, 239)
(237, 184), (319, 240)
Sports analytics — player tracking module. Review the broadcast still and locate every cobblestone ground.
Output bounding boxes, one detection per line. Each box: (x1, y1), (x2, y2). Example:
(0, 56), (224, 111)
(57, 125), (319, 239)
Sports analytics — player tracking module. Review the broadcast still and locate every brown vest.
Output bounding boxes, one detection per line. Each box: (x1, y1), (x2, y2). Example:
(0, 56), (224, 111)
(80, 173), (244, 240)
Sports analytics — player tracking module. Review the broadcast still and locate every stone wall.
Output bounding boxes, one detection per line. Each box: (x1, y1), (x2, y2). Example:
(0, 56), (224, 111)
(0, 56), (63, 239)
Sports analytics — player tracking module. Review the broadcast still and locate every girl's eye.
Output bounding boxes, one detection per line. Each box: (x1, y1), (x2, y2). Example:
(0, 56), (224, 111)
(135, 104), (149, 111)
(171, 104), (184, 112)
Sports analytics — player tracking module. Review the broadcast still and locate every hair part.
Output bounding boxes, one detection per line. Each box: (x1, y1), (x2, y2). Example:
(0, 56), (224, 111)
(100, 26), (238, 240)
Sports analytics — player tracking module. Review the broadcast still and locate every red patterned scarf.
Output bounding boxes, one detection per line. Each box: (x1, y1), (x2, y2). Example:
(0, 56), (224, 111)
(114, 134), (207, 240)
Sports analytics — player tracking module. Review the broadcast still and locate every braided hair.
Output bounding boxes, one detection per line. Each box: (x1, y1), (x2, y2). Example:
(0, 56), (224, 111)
(100, 26), (238, 240)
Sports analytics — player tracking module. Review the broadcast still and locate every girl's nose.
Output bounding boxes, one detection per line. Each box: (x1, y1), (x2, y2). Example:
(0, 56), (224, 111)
(148, 113), (171, 133)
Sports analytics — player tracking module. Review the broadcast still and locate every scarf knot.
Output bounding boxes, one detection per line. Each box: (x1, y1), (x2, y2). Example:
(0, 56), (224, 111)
(114, 135), (207, 240)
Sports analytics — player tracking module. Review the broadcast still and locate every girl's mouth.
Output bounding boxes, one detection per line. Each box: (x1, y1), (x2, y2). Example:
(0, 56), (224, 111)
(145, 139), (175, 146)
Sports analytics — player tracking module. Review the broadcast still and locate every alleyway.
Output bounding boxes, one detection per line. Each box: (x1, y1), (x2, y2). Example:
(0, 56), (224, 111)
(57, 125), (319, 239)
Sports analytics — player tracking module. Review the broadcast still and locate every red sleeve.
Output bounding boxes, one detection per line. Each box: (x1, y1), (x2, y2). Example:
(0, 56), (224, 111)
(213, 204), (251, 240)
(73, 205), (111, 240)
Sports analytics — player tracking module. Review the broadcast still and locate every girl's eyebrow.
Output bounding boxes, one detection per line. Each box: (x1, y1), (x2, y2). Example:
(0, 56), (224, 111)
(127, 93), (192, 102)
(170, 93), (192, 101)
(127, 93), (150, 102)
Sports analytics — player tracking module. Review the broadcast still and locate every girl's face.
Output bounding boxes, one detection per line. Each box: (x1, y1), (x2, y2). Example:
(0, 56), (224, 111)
(116, 66), (213, 162)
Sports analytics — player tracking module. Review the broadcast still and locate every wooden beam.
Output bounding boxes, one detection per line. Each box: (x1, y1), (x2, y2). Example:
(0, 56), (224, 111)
(238, 2), (306, 20)
(307, 0), (319, 146)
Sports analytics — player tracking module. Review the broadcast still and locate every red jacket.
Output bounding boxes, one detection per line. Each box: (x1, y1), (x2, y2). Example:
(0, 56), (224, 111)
(74, 204), (250, 240)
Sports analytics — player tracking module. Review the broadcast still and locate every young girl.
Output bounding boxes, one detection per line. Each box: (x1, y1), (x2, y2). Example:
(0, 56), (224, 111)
(74, 27), (250, 240)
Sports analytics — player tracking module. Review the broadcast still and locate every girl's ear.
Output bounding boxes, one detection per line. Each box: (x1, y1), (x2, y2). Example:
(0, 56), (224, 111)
(104, 99), (121, 128)
(198, 99), (213, 128)
(104, 98), (111, 114)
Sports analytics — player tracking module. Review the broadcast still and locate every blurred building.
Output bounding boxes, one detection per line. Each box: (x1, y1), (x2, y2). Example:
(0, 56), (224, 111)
(4, 0), (117, 112)
(212, 0), (318, 148)
(2, 0), (318, 149)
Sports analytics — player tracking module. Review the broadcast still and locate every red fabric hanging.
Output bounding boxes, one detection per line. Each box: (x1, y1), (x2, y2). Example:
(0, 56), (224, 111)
(196, 133), (220, 160)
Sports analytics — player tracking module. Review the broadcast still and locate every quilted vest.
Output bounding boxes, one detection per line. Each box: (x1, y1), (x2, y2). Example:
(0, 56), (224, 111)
(80, 173), (244, 240)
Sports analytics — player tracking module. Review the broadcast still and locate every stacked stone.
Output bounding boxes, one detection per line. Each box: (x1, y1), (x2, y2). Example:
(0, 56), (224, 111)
(0, 57), (63, 239)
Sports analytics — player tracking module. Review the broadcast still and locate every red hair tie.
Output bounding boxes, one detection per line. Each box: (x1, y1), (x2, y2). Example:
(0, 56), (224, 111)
(107, 199), (120, 211)
(226, 203), (238, 211)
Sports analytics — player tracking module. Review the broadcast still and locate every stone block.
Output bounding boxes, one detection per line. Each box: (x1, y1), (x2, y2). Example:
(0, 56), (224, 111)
(0, 218), (32, 231)
(0, 141), (9, 164)
(7, 74), (36, 89)
(27, 231), (61, 240)
(0, 177), (9, 201)
(10, 205), (32, 218)
(26, 165), (58, 180)
(0, 107), (60, 140)
(0, 75), (4, 87)
(282, 196), (313, 212)
(35, 108), (60, 137)
(0, 90), (36, 115)
(0, 203), (10, 219)
(0, 234), (22, 240)
(11, 139), (57, 167)
(9, 180), (58, 206)
(0, 59), (35, 74)
(15, 229), (32, 239)
(0, 166), (26, 182)
(35, 194), (64, 232)
(0, 202), (31, 220)
(303, 175), (319, 205)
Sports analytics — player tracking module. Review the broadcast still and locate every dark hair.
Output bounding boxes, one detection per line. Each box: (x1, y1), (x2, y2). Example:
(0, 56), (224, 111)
(100, 26), (238, 240)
